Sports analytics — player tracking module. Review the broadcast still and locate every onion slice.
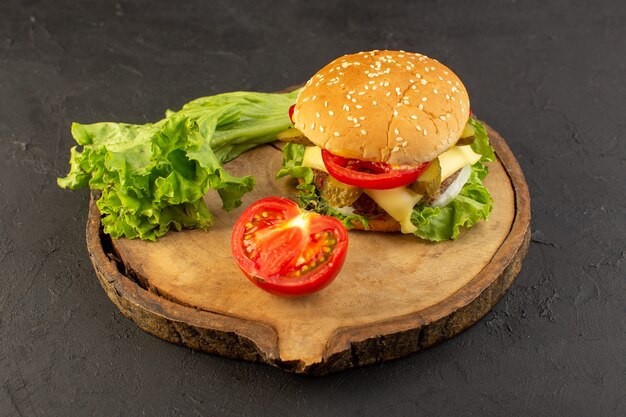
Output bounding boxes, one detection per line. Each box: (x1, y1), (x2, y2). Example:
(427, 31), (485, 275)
(431, 165), (472, 208)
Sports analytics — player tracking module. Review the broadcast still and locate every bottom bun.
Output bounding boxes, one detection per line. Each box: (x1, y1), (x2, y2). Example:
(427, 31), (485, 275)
(349, 215), (400, 233)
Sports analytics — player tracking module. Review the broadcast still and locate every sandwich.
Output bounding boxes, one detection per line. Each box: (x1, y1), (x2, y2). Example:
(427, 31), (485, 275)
(276, 50), (495, 241)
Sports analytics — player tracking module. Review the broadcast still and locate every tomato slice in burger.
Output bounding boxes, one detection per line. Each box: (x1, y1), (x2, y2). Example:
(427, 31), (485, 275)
(231, 197), (348, 296)
(321, 149), (430, 190)
(288, 104), (295, 123)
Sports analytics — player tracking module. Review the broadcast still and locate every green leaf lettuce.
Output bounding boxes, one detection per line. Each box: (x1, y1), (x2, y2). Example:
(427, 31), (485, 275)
(58, 90), (299, 240)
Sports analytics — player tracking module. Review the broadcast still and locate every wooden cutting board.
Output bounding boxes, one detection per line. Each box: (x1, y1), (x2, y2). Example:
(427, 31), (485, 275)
(86, 123), (530, 375)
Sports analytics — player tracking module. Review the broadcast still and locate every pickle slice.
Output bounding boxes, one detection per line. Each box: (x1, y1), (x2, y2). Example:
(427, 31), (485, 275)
(276, 127), (314, 145)
(321, 177), (363, 207)
(456, 135), (475, 146)
(460, 122), (475, 138)
(409, 158), (441, 196)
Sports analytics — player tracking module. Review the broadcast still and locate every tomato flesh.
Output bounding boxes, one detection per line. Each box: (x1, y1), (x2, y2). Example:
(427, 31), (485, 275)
(231, 197), (348, 296)
(321, 149), (431, 190)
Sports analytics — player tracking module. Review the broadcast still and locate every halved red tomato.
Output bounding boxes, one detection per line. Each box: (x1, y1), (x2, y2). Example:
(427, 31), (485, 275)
(231, 197), (348, 296)
(321, 149), (431, 190)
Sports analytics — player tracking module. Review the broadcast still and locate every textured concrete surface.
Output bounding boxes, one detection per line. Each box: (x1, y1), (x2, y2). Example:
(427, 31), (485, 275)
(1, 0), (625, 416)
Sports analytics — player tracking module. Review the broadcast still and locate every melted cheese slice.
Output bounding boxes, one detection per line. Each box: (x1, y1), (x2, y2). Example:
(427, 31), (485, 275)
(302, 146), (328, 172)
(438, 145), (482, 180)
(301, 145), (482, 233)
(364, 187), (423, 233)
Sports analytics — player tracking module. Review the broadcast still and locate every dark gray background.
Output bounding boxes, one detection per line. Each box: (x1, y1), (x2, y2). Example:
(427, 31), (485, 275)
(1, 0), (624, 416)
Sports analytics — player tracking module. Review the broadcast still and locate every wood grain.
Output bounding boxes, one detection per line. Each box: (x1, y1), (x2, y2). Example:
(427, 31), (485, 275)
(86, 124), (530, 375)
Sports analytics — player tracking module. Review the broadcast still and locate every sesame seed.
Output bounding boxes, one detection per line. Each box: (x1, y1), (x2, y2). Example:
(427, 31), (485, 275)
(372, 100), (377, 105)
(320, 126), (325, 132)
(423, 129), (428, 136)
(394, 128), (399, 135)
(328, 110), (334, 116)
(334, 131), (340, 137)
(396, 136), (403, 142)
(324, 101), (328, 107)
(359, 116), (365, 120)
(434, 89), (438, 94)
(416, 125), (422, 131)
(393, 110), (399, 116)
(392, 146), (400, 152)
(402, 142), (408, 147)
(439, 116), (445, 121)
(354, 123), (361, 127)
(418, 104), (424, 110)
(386, 91), (391, 96)
(361, 129), (367, 135)
(422, 97), (428, 102)
(311, 123), (315, 129)
(346, 94), (352, 100)
(316, 112), (320, 118)
(410, 115), (418, 120)
(358, 91), (365, 95)
(420, 79), (427, 85)
(355, 104), (363, 109)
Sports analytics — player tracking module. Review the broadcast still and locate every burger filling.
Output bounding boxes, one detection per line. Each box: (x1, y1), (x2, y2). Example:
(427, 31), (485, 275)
(276, 117), (495, 241)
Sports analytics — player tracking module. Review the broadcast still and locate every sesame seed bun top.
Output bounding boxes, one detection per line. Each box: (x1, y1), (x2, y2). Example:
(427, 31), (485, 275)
(293, 50), (471, 165)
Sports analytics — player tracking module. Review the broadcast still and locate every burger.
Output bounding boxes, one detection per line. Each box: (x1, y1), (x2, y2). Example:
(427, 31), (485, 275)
(276, 50), (495, 241)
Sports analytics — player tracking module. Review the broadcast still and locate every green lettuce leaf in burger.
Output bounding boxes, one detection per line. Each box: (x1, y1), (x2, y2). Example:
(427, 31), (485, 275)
(276, 50), (495, 241)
